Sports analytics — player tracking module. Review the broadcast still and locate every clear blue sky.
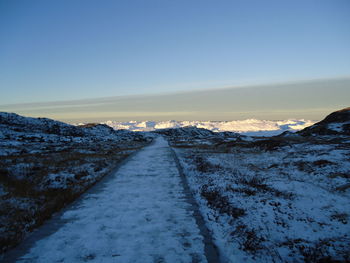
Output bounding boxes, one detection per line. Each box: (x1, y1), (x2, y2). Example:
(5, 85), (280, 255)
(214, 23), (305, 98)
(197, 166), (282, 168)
(0, 0), (349, 105)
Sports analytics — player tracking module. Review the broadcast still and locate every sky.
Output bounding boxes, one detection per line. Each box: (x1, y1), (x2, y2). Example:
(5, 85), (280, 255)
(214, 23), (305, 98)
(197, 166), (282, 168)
(0, 0), (349, 120)
(1, 78), (349, 122)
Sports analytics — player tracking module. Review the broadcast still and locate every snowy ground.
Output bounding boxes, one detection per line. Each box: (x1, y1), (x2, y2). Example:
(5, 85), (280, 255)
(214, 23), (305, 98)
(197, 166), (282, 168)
(2, 109), (349, 262)
(0, 112), (151, 254)
(6, 137), (209, 263)
(172, 136), (350, 262)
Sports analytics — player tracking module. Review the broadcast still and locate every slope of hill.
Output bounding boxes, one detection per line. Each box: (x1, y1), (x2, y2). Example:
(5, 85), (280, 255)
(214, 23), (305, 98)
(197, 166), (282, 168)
(166, 108), (350, 262)
(298, 107), (350, 136)
(0, 112), (151, 254)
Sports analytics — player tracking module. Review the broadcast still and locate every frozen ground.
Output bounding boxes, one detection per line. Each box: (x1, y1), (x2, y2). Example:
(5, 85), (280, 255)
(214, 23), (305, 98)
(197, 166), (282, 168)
(2, 108), (349, 262)
(155, 107), (350, 262)
(174, 144), (350, 262)
(0, 112), (150, 253)
(7, 137), (208, 263)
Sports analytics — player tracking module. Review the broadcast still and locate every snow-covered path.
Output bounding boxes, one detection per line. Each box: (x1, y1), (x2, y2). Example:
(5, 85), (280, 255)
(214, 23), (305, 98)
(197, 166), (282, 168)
(12, 137), (209, 263)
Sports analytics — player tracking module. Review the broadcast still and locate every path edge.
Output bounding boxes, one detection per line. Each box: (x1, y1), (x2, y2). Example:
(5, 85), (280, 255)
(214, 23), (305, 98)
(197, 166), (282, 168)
(169, 146), (221, 263)
(1, 145), (146, 263)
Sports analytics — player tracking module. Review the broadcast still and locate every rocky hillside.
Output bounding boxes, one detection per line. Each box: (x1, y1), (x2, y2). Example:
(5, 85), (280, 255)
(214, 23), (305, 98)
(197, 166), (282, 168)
(154, 126), (245, 149)
(298, 107), (350, 136)
(0, 112), (151, 254)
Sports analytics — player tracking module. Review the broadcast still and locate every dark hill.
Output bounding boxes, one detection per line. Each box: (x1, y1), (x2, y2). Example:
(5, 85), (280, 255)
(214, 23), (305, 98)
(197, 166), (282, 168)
(298, 107), (350, 136)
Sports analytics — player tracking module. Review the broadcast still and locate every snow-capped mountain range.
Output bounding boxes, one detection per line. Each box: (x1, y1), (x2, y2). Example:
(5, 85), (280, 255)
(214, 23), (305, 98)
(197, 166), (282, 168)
(99, 119), (315, 136)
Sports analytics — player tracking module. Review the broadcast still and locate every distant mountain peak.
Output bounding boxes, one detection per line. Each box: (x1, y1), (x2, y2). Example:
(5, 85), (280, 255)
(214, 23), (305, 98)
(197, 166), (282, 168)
(100, 119), (315, 136)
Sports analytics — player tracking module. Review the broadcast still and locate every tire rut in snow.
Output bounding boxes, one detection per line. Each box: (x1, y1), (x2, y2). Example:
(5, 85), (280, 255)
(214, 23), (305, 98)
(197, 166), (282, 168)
(170, 147), (221, 263)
